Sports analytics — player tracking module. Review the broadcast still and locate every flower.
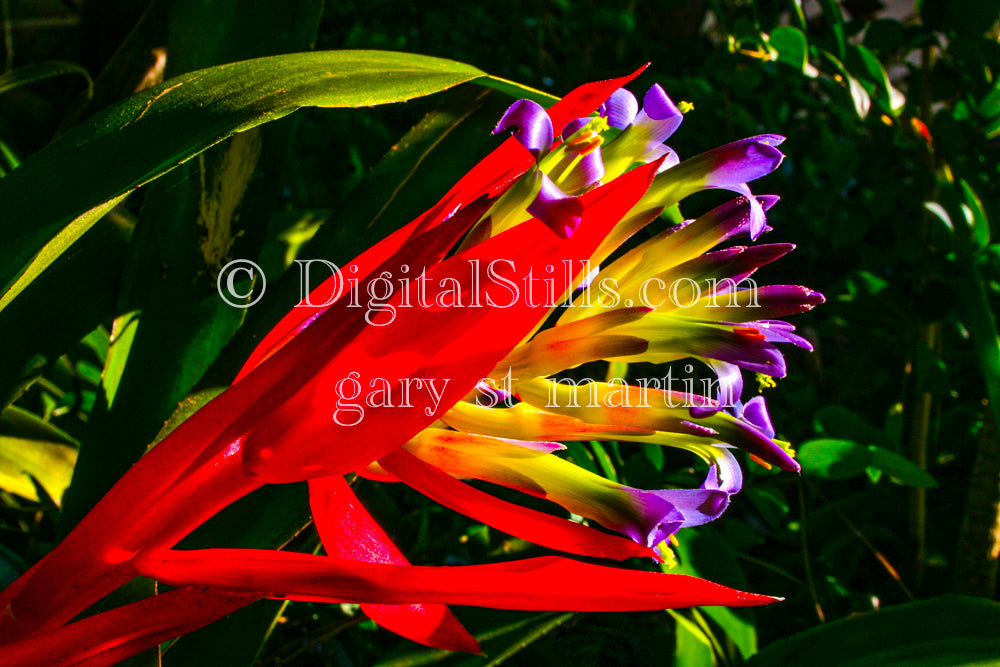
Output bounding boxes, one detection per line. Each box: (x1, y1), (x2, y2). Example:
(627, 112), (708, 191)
(0, 67), (820, 664)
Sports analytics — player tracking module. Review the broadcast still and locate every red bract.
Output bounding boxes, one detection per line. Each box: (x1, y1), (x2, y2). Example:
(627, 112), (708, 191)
(0, 67), (785, 666)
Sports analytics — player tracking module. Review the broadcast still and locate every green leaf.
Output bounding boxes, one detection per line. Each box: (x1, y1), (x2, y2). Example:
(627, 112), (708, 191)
(589, 441), (619, 482)
(671, 526), (757, 660)
(958, 179), (990, 249)
(814, 406), (893, 449)
(979, 81), (1000, 120)
(671, 609), (718, 667)
(0, 50), (489, 294)
(768, 26), (814, 76)
(817, 0), (847, 59)
(845, 73), (872, 120)
(0, 210), (132, 408)
(0, 432), (77, 504)
(0, 60), (93, 98)
(797, 439), (937, 487)
(818, 50), (871, 120)
(0, 405), (79, 446)
(564, 441), (600, 476)
(849, 44), (905, 114)
(61, 6), (329, 530)
(747, 596), (1000, 667)
(478, 76), (559, 108)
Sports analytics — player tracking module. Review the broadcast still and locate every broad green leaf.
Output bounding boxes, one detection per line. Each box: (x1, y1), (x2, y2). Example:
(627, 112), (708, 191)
(747, 596), (1000, 667)
(849, 45), (905, 115)
(797, 439), (936, 488)
(0, 435), (77, 504)
(0, 50), (489, 294)
(768, 26), (815, 77)
(0, 60), (93, 98)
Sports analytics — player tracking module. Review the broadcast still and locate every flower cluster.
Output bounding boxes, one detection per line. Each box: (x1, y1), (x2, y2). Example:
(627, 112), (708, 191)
(0, 67), (821, 664)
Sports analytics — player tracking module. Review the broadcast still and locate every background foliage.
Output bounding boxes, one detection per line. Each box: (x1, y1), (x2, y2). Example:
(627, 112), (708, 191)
(2, 0), (1000, 664)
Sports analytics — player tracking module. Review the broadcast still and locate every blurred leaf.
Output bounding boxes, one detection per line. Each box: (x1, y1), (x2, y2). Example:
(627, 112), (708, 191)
(643, 441), (665, 471)
(589, 441), (619, 483)
(814, 406), (892, 449)
(747, 596), (1000, 666)
(845, 73), (872, 120)
(958, 179), (989, 249)
(798, 439), (937, 487)
(0, 60), (93, 98)
(564, 441), (600, 476)
(848, 45), (904, 114)
(817, 0), (846, 59)
(745, 485), (789, 529)
(979, 81), (1000, 120)
(924, 201), (954, 233)
(768, 26), (816, 77)
(818, 50), (871, 120)
(0, 50), (490, 293)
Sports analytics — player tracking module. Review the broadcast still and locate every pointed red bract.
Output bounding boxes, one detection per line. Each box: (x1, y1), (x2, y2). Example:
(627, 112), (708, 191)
(134, 548), (780, 611)
(240, 160), (663, 484)
(309, 476), (480, 653)
(0, 587), (255, 667)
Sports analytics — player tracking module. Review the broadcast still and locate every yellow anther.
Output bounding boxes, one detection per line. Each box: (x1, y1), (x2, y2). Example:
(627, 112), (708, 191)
(678, 101), (694, 114)
(756, 373), (777, 391)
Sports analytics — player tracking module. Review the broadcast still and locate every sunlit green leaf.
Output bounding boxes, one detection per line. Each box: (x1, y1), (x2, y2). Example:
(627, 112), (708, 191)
(0, 50), (489, 294)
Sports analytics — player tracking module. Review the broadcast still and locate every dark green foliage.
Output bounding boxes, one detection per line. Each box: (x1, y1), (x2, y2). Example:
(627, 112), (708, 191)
(1, 0), (999, 665)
